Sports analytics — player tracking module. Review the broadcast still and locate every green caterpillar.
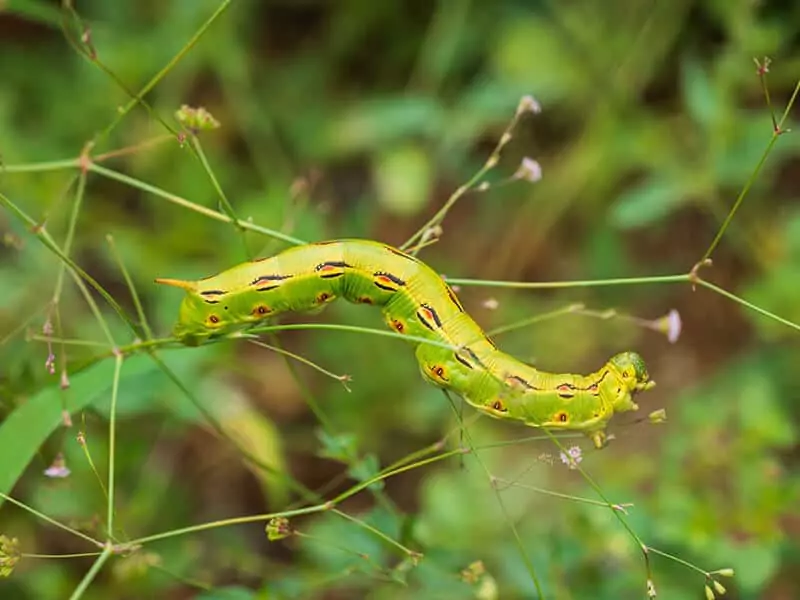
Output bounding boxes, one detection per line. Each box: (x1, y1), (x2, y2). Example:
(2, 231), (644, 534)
(157, 239), (655, 448)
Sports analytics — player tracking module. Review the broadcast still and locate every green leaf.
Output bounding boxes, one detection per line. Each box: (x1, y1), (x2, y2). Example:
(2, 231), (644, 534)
(610, 177), (686, 229)
(347, 453), (384, 491)
(0, 353), (157, 505)
(682, 59), (719, 129)
(316, 429), (358, 463)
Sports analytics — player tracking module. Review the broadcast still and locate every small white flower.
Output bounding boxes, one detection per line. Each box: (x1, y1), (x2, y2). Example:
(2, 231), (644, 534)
(482, 298), (499, 310)
(666, 309), (682, 343)
(517, 95), (542, 115)
(514, 157), (542, 183)
(559, 446), (582, 469)
(44, 454), (71, 479)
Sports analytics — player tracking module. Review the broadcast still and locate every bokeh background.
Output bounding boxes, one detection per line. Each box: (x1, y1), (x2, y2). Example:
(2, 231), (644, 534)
(1, 1), (799, 598)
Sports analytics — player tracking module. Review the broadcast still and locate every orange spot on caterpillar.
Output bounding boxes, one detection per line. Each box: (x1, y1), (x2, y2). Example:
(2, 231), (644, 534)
(491, 400), (507, 412)
(430, 365), (448, 381)
(557, 383), (575, 398)
(357, 296), (373, 304)
(252, 305), (271, 316)
(554, 411), (569, 423)
(373, 271), (405, 291)
(208, 315), (220, 325)
(419, 303), (441, 327)
(315, 261), (350, 280)
(507, 374), (534, 390)
(317, 292), (331, 303)
(391, 319), (405, 333)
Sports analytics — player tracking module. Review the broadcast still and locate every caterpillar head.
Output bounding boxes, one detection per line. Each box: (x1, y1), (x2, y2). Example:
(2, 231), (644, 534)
(606, 351), (655, 412)
(156, 277), (226, 346)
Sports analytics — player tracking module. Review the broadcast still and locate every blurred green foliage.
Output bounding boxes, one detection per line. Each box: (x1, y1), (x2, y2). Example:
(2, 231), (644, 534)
(1, 1), (799, 598)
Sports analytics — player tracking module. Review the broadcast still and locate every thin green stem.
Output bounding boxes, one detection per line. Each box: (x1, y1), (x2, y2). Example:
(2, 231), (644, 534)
(701, 77), (800, 261)
(88, 163), (305, 246)
(493, 478), (633, 512)
(247, 323), (458, 351)
(646, 546), (710, 578)
(250, 338), (351, 391)
(264, 332), (337, 430)
(487, 303), (585, 337)
(106, 235), (155, 340)
(0, 492), (103, 548)
(264, 334), (404, 527)
(1, 305), (48, 347)
(446, 273), (689, 289)
(22, 552), (103, 560)
(696, 278), (800, 332)
(53, 170), (87, 300)
(777, 77), (800, 127)
(441, 391), (545, 598)
(701, 133), (780, 261)
(191, 137), (251, 259)
(400, 98), (534, 252)
(145, 351), (318, 501)
(0, 190), (140, 335)
(68, 545), (113, 600)
(78, 414), (109, 500)
(543, 433), (655, 595)
(106, 353), (124, 537)
(127, 505), (327, 547)
(86, 0), (234, 147)
(334, 510), (417, 558)
(0, 158), (81, 173)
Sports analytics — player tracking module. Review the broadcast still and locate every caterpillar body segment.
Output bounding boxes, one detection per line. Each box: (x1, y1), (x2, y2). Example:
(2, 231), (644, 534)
(157, 239), (654, 448)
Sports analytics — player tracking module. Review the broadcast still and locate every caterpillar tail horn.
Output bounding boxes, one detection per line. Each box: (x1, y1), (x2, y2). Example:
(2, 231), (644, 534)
(155, 277), (197, 292)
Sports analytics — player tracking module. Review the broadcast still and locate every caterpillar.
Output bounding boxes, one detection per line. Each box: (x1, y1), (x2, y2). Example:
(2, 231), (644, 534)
(157, 239), (655, 448)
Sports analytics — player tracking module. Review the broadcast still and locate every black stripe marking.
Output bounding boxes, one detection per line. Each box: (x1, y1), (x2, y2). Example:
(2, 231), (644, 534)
(200, 290), (226, 297)
(387, 246), (422, 264)
(257, 285), (280, 292)
(420, 303), (442, 327)
(454, 353), (473, 369)
(556, 383), (576, 399)
(416, 311), (435, 331)
(203, 299), (220, 305)
(507, 374), (536, 390)
(374, 282), (398, 292)
(315, 261), (352, 271)
(320, 272), (345, 279)
(252, 274), (292, 286)
(446, 285), (464, 312)
(465, 347), (486, 369)
(374, 271), (406, 286)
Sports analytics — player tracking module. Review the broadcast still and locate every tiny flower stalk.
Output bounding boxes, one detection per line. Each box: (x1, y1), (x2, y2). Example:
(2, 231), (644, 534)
(265, 517), (293, 542)
(0, 535), (20, 578)
(650, 309), (682, 343)
(175, 105), (220, 134)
